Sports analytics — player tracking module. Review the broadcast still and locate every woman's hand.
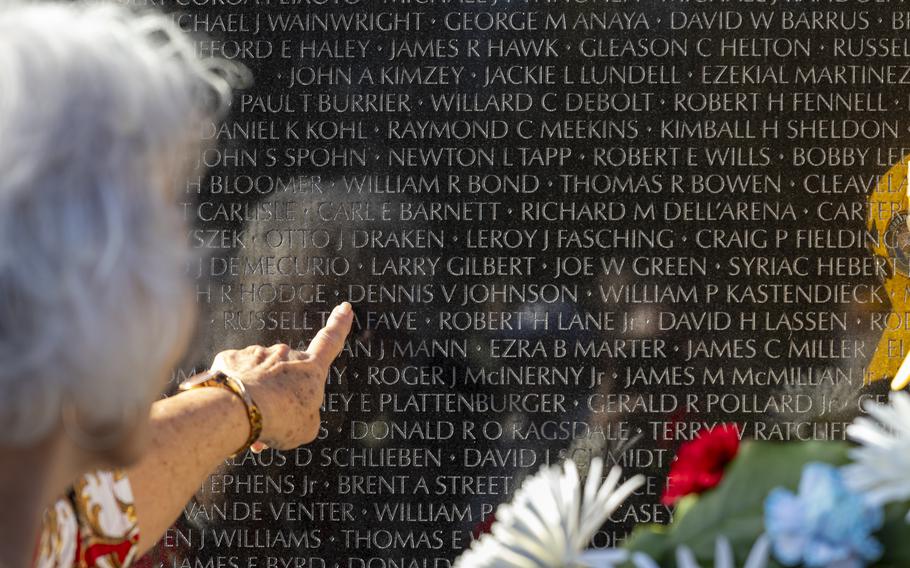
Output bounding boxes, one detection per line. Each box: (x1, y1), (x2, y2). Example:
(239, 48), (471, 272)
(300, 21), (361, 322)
(209, 301), (354, 450)
(127, 302), (353, 554)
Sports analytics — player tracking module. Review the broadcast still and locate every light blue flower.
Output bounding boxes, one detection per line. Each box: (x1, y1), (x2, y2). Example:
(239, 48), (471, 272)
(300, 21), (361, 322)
(764, 462), (884, 568)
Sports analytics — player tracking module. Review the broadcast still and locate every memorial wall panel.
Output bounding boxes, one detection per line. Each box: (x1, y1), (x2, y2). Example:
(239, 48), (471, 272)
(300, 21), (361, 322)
(149, 2), (903, 565)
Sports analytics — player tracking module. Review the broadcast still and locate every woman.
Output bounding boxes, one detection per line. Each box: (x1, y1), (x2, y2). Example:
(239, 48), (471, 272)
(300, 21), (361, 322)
(0, 2), (353, 566)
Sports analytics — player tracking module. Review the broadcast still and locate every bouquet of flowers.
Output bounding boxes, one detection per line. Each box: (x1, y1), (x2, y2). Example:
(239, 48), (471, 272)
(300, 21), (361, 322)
(453, 392), (910, 568)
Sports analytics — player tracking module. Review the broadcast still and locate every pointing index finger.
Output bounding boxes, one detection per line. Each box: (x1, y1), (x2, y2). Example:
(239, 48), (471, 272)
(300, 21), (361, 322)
(306, 302), (354, 369)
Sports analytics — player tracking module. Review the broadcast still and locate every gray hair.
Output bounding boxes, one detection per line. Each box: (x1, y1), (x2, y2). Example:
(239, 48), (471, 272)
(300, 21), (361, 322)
(0, 0), (240, 445)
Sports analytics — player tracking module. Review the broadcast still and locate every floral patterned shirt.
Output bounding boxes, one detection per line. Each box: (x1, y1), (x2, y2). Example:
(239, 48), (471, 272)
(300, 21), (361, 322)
(35, 470), (140, 568)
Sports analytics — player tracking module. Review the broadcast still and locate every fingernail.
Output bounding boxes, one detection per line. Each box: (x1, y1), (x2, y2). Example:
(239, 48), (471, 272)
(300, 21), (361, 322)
(337, 301), (352, 315)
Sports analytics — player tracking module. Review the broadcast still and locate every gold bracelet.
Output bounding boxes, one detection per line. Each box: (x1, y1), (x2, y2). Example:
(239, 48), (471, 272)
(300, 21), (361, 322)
(178, 369), (264, 457)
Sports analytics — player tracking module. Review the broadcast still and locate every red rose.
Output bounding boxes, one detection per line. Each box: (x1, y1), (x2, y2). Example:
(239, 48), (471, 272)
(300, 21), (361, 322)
(471, 512), (496, 540)
(661, 423), (740, 506)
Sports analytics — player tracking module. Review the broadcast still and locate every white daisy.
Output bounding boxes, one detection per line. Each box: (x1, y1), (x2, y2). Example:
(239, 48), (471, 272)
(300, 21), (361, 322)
(579, 535), (770, 568)
(454, 458), (645, 568)
(842, 391), (910, 520)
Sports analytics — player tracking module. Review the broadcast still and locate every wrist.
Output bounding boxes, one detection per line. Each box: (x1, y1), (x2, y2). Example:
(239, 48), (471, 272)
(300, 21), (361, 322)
(178, 370), (263, 457)
(174, 386), (251, 462)
(241, 380), (282, 447)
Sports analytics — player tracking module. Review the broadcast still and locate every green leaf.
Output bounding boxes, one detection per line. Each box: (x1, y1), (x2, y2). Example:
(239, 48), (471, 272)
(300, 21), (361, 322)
(623, 440), (851, 567)
(619, 525), (671, 568)
(671, 494), (699, 525)
(874, 501), (910, 566)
